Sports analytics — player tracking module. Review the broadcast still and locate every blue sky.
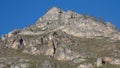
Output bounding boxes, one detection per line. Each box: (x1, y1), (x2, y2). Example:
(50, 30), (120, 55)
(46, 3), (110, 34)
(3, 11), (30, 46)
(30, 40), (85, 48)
(0, 0), (120, 36)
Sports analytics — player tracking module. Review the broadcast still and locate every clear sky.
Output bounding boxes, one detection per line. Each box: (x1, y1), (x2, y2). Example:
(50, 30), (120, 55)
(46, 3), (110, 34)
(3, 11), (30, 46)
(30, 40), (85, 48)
(0, 0), (120, 37)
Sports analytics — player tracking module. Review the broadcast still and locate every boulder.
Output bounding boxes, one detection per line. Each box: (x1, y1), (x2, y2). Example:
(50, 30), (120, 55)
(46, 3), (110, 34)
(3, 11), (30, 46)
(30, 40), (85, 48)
(77, 63), (93, 68)
(96, 58), (103, 67)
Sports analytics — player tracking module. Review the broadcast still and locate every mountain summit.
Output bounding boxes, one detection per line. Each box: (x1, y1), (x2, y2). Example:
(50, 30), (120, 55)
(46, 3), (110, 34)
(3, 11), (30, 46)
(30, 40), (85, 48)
(21, 7), (120, 40)
(1, 7), (120, 68)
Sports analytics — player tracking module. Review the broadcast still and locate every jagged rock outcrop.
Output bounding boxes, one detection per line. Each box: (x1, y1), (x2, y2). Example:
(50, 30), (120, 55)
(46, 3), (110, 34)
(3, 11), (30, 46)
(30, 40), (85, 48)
(2, 29), (23, 49)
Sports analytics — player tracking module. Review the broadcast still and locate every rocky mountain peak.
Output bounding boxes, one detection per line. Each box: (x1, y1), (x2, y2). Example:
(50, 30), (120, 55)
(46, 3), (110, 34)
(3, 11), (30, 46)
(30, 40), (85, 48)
(21, 7), (120, 40)
(0, 7), (120, 68)
(40, 7), (65, 21)
(46, 7), (63, 14)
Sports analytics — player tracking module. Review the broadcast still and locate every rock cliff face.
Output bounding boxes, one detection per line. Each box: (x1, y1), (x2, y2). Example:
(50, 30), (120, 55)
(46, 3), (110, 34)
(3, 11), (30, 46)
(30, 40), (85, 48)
(0, 7), (120, 68)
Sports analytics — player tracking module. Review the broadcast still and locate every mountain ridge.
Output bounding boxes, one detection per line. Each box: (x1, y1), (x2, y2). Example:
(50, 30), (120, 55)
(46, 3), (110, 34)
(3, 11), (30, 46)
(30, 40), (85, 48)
(18, 7), (120, 40)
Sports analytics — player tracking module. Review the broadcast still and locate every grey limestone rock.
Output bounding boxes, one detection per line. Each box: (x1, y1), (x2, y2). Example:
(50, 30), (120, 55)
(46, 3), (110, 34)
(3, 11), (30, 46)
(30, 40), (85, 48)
(110, 58), (120, 65)
(96, 58), (103, 67)
(77, 63), (93, 68)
